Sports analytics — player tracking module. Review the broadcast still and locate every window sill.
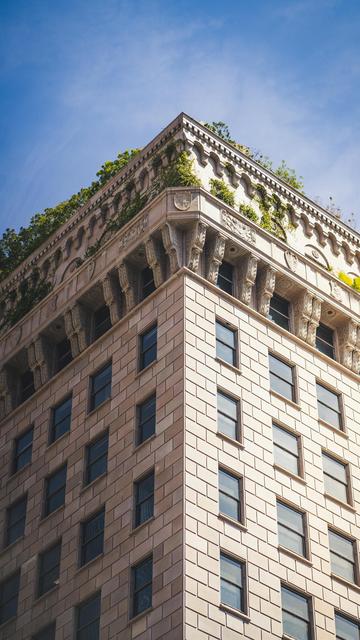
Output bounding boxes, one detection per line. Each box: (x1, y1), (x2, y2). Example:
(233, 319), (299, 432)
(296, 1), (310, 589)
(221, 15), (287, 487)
(35, 585), (59, 603)
(40, 505), (65, 523)
(7, 463), (31, 484)
(218, 513), (247, 532)
(331, 573), (360, 593)
(133, 433), (156, 453)
(47, 430), (70, 450)
(219, 604), (250, 622)
(324, 493), (356, 513)
(0, 615), (16, 633)
(270, 390), (300, 411)
(80, 472), (107, 494)
(135, 360), (158, 379)
(273, 464), (306, 485)
(131, 516), (155, 535)
(278, 546), (312, 567)
(0, 536), (24, 557)
(217, 432), (244, 449)
(87, 396), (112, 418)
(74, 553), (104, 574)
(128, 607), (153, 625)
(215, 357), (241, 375)
(318, 419), (348, 438)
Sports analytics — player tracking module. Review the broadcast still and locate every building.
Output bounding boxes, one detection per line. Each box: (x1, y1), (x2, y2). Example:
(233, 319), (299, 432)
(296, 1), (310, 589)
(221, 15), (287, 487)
(0, 113), (360, 640)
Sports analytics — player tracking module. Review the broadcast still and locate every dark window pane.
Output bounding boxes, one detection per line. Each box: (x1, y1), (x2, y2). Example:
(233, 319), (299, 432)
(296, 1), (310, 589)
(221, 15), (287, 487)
(45, 465), (67, 516)
(220, 553), (244, 612)
(217, 391), (238, 440)
(32, 622), (56, 640)
(323, 453), (348, 503)
(281, 586), (310, 640)
(317, 382), (340, 411)
(335, 613), (360, 640)
(219, 469), (241, 521)
(86, 432), (109, 484)
(329, 530), (355, 583)
(269, 294), (290, 331)
(76, 592), (101, 640)
(90, 363), (112, 411)
(135, 472), (154, 527)
(142, 267), (156, 300)
(14, 426), (33, 472)
(316, 323), (335, 359)
(316, 383), (342, 429)
(0, 571), (20, 625)
(273, 424), (300, 475)
(81, 509), (105, 566)
(277, 501), (305, 557)
(93, 305), (111, 340)
(21, 370), (35, 401)
(6, 496), (27, 546)
(51, 396), (72, 442)
(217, 262), (234, 295)
(269, 355), (294, 401)
(216, 322), (236, 366)
(138, 395), (156, 444)
(132, 556), (152, 617)
(38, 542), (61, 596)
(140, 325), (157, 370)
(56, 338), (73, 372)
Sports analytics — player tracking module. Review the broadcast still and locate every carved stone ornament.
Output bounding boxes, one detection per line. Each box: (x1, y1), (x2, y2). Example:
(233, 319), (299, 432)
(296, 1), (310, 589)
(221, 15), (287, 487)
(206, 233), (226, 284)
(27, 335), (52, 389)
(329, 280), (343, 302)
(187, 221), (207, 273)
(257, 266), (276, 316)
(119, 214), (149, 250)
(118, 262), (136, 312)
(102, 273), (121, 325)
(221, 210), (256, 244)
(338, 319), (358, 370)
(161, 223), (181, 274)
(174, 192), (192, 211)
(145, 236), (164, 288)
(64, 303), (90, 357)
(293, 290), (321, 346)
(238, 253), (258, 305)
(48, 294), (58, 313)
(284, 251), (298, 272)
(0, 367), (16, 419)
(6, 325), (22, 352)
(87, 260), (96, 280)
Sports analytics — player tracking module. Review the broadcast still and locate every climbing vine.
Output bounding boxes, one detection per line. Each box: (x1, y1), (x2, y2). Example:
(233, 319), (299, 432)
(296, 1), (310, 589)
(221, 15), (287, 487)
(0, 269), (53, 331)
(209, 179), (235, 207)
(239, 203), (258, 223)
(338, 271), (360, 292)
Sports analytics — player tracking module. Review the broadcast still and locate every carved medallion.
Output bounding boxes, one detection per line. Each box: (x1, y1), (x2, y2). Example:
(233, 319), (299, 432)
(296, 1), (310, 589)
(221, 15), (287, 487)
(312, 249), (320, 260)
(174, 192), (192, 211)
(48, 294), (58, 313)
(221, 210), (256, 244)
(330, 280), (343, 301)
(284, 251), (298, 272)
(87, 260), (96, 280)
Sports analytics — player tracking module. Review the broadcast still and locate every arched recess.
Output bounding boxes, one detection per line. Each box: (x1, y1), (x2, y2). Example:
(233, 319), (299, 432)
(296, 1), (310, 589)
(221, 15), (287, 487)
(192, 141), (207, 167)
(305, 244), (330, 270)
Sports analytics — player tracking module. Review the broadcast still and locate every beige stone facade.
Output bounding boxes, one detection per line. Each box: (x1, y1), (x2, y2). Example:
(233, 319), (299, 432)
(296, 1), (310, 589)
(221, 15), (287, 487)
(1, 114), (360, 639)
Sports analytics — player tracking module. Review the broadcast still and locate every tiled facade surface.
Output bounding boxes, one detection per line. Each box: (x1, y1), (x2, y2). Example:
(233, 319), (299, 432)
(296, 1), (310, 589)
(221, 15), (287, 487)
(0, 277), (184, 640)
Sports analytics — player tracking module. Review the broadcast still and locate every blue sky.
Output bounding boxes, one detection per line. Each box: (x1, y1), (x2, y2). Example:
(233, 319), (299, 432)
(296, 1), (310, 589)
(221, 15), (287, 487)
(1, 0), (360, 235)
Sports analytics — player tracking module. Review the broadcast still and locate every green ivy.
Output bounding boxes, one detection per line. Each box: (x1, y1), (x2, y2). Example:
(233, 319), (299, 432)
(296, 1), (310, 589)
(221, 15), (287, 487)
(0, 270), (52, 331)
(209, 179), (235, 207)
(161, 151), (201, 188)
(338, 271), (360, 292)
(239, 203), (258, 223)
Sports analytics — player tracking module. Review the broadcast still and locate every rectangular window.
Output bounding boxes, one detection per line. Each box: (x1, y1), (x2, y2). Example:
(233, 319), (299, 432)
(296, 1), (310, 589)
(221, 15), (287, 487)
(323, 452), (350, 504)
(335, 612), (360, 640)
(56, 338), (73, 372)
(50, 395), (72, 443)
(139, 325), (157, 370)
(316, 382), (342, 430)
(6, 495), (27, 546)
(134, 471), (154, 527)
(329, 529), (357, 584)
(273, 423), (300, 476)
(217, 390), (239, 441)
(137, 394), (156, 444)
(32, 622), (56, 640)
(219, 468), (242, 522)
(277, 500), (306, 557)
(13, 426), (33, 473)
(268, 293), (290, 331)
(220, 552), (245, 612)
(217, 261), (234, 295)
(269, 354), (295, 402)
(38, 541), (61, 597)
(21, 369), (35, 402)
(216, 320), (236, 366)
(131, 556), (152, 618)
(93, 305), (111, 341)
(80, 508), (105, 566)
(316, 323), (335, 359)
(141, 267), (155, 299)
(44, 465), (67, 517)
(76, 592), (101, 640)
(85, 431), (109, 485)
(281, 585), (311, 640)
(0, 571), (20, 625)
(90, 362), (112, 411)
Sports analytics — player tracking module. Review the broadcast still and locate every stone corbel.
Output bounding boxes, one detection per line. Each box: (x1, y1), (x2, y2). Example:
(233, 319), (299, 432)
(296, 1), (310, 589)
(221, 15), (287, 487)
(306, 296), (321, 346)
(256, 265), (277, 316)
(144, 236), (165, 288)
(293, 291), (321, 345)
(102, 273), (121, 325)
(352, 326), (360, 374)
(206, 233), (226, 284)
(27, 335), (52, 389)
(118, 261), (136, 313)
(338, 319), (358, 370)
(187, 221), (207, 273)
(64, 303), (90, 357)
(161, 223), (182, 274)
(238, 253), (258, 305)
(0, 367), (16, 420)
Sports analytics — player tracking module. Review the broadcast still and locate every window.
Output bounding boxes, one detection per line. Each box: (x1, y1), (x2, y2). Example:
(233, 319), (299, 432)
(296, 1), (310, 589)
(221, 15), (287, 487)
(85, 431), (109, 485)
(76, 592), (101, 640)
(273, 423), (300, 476)
(139, 325), (157, 370)
(329, 529), (357, 584)
(268, 293), (290, 331)
(137, 394), (156, 444)
(219, 468), (242, 522)
(13, 426), (33, 473)
(316, 323), (335, 359)
(93, 305), (111, 340)
(220, 552), (245, 612)
(322, 452), (350, 504)
(217, 261), (233, 295)
(21, 369), (35, 402)
(277, 500), (306, 557)
(335, 612), (360, 640)
(5, 495), (27, 546)
(217, 390), (239, 441)
(281, 585), (312, 640)
(80, 508), (105, 566)
(89, 362), (112, 411)
(316, 382), (342, 430)
(0, 571), (20, 625)
(131, 556), (152, 618)
(56, 338), (72, 372)
(50, 395), (72, 443)
(134, 471), (154, 527)
(141, 267), (155, 299)
(269, 354), (295, 402)
(216, 320), (236, 366)
(44, 465), (67, 517)
(32, 622), (56, 640)
(38, 541), (61, 597)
